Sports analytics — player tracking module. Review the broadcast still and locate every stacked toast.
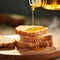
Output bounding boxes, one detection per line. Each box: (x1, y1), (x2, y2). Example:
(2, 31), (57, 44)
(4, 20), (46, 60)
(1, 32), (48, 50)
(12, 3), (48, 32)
(0, 25), (53, 50)
(16, 25), (53, 49)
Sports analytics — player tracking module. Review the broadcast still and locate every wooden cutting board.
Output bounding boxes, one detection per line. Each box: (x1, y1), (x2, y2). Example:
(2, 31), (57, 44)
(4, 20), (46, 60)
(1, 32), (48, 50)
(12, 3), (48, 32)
(0, 34), (60, 60)
(0, 47), (60, 60)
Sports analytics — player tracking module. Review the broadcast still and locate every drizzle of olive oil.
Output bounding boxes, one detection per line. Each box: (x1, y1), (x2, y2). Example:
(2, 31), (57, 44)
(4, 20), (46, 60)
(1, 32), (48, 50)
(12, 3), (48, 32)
(32, 9), (35, 25)
(31, 6), (35, 25)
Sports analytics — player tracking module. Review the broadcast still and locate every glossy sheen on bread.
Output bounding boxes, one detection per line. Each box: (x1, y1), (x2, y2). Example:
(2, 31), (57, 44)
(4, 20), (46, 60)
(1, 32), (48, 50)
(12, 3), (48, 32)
(16, 40), (52, 49)
(16, 25), (48, 37)
(20, 35), (52, 43)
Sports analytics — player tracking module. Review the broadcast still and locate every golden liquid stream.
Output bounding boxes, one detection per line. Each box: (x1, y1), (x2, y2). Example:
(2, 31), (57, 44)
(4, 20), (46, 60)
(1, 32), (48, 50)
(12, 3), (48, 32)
(31, 6), (35, 25)
(32, 9), (35, 25)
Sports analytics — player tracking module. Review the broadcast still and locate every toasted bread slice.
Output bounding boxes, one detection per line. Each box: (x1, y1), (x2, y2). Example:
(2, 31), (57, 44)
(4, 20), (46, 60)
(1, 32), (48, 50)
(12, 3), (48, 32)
(0, 36), (15, 48)
(0, 35), (20, 48)
(20, 34), (53, 44)
(16, 35), (53, 49)
(16, 25), (48, 37)
(16, 40), (52, 49)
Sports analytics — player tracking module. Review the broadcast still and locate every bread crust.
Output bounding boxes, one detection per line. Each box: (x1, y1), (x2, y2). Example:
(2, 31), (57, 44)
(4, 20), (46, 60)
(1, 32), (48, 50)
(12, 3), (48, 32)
(20, 35), (53, 43)
(0, 36), (15, 48)
(16, 40), (52, 49)
(3, 41), (15, 48)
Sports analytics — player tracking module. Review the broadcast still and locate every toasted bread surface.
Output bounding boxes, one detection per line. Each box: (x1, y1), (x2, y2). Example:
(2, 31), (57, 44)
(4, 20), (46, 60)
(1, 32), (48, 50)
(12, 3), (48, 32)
(16, 25), (48, 37)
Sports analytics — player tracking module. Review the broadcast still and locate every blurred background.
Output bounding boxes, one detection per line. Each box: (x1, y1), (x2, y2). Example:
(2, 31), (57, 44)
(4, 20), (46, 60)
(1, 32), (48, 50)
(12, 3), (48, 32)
(0, 0), (60, 17)
(0, 0), (60, 59)
(0, 0), (60, 35)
